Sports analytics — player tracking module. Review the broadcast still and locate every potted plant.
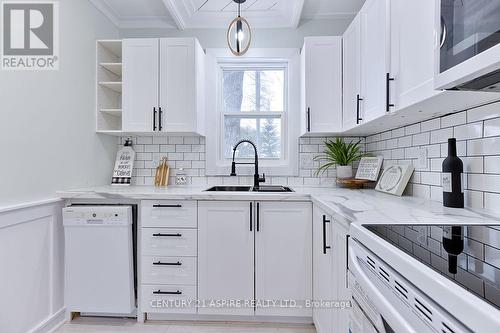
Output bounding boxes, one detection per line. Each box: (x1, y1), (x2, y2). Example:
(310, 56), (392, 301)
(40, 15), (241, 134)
(314, 138), (367, 179)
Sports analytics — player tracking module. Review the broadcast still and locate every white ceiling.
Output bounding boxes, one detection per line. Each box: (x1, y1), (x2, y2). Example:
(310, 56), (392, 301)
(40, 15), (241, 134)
(89, 0), (365, 30)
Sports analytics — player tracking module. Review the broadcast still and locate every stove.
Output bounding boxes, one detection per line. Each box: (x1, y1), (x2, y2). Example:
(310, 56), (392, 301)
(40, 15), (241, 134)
(364, 224), (500, 309)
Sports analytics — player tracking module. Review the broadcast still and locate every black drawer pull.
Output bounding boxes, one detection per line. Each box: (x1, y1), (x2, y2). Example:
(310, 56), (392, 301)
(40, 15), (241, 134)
(152, 204), (182, 208)
(153, 107), (157, 131)
(153, 290), (182, 295)
(322, 215), (331, 254)
(386, 73), (395, 112)
(356, 94), (363, 124)
(153, 261), (182, 266)
(152, 233), (182, 237)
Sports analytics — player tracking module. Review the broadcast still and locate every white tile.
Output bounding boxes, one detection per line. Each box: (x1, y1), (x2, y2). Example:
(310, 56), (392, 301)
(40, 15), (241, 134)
(398, 136), (412, 148)
(136, 152), (152, 161)
(167, 152), (184, 160)
(405, 147), (420, 159)
(441, 111), (466, 128)
(454, 122), (483, 140)
(144, 145), (159, 153)
(484, 117), (500, 137)
(468, 102), (500, 122)
(431, 128), (453, 144)
(421, 172), (441, 186)
(430, 186), (443, 202)
(176, 145), (192, 153)
(380, 131), (392, 140)
(467, 137), (500, 156)
(152, 136), (168, 145)
(468, 174), (500, 193)
(300, 145), (319, 153)
(386, 138), (398, 149)
(426, 144), (441, 158)
(184, 153), (200, 160)
(191, 161), (205, 169)
(465, 190), (484, 210)
(391, 127), (405, 138)
(192, 145), (205, 153)
(184, 136), (200, 144)
(462, 157), (484, 173)
(485, 192), (500, 213)
(160, 145), (176, 153)
(168, 136), (184, 144)
(430, 158), (444, 172)
(405, 123), (421, 135)
(137, 136), (153, 144)
(421, 118), (441, 132)
(485, 156), (500, 174)
(288, 177), (304, 186)
(441, 140), (467, 157)
(392, 148), (405, 159)
(299, 138), (309, 145)
(366, 134), (380, 143)
(413, 184), (431, 199)
(413, 132), (430, 146)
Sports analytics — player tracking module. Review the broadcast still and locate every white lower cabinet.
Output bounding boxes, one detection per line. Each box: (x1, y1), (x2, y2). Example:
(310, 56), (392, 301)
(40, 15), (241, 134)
(198, 201), (312, 318)
(313, 205), (351, 333)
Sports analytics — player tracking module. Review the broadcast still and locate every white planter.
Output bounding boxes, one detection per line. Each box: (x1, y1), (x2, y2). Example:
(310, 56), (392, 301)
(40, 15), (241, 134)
(336, 165), (353, 179)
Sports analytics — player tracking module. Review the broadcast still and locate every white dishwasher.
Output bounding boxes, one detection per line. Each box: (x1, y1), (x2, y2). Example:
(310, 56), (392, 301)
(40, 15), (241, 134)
(63, 205), (135, 315)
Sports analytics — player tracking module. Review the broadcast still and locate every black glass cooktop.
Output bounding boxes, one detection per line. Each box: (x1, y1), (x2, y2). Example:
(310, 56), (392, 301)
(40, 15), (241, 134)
(364, 224), (500, 309)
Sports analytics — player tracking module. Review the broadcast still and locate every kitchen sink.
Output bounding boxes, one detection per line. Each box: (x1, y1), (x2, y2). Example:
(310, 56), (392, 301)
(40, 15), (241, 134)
(205, 185), (294, 193)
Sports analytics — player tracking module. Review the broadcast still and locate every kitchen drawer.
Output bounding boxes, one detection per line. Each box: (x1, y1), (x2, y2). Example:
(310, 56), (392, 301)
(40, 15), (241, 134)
(141, 228), (197, 257)
(141, 200), (197, 228)
(141, 284), (196, 314)
(141, 256), (196, 285)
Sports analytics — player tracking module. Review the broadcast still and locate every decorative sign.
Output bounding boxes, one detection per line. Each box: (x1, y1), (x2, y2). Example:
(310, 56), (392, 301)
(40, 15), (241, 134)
(112, 141), (135, 185)
(375, 165), (414, 196)
(355, 156), (384, 181)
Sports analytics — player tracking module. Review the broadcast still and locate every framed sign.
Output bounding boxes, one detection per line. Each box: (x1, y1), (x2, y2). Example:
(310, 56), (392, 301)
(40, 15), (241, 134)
(375, 165), (414, 196)
(112, 140), (135, 185)
(355, 156), (384, 181)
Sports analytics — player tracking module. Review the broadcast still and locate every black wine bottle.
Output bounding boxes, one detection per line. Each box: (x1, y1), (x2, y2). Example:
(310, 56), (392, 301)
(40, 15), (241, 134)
(442, 138), (464, 208)
(442, 226), (464, 274)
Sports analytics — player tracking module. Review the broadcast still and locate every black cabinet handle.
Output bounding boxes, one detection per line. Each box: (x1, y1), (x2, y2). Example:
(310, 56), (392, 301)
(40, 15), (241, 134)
(153, 261), (182, 266)
(153, 290), (182, 295)
(250, 202), (253, 231)
(152, 204), (182, 208)
(322, 215), (331, 254)
(346, 234), (350, 289)
(356, 94), (363, 124)
(306, 107), (311, 132)
(152, 233), (182, 237)
(256, 202), (260, 232)
(386, 73), (395, 112)
(158, 107), (163, 131)
(153, 107), (157, 131)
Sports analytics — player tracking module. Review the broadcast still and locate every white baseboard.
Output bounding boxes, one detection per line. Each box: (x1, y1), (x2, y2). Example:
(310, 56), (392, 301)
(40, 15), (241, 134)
(30, 307), (67, 333)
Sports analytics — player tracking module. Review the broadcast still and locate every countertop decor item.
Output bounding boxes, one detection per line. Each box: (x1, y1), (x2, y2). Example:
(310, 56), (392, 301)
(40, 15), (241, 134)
(111, 138), (135, 185)
(442, 138), (464, 208)
(375, 164), (414, 196)
(355, 156), (384, 181)
(227, 0), (251, 56)
(336, 178), (371, 189)
(154, 157), (170, 187)
(314, 138), (367, 179)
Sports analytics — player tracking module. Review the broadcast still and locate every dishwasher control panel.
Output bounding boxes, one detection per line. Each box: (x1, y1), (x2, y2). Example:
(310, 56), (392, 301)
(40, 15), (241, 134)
(63, 206), (132, 226)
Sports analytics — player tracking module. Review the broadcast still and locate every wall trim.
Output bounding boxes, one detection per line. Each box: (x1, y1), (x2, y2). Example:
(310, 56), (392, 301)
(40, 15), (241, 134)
(31, 307), (66, 333)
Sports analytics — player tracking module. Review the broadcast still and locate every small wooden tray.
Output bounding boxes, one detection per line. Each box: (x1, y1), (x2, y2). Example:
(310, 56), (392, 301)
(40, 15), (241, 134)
(336, 178), (371, 189)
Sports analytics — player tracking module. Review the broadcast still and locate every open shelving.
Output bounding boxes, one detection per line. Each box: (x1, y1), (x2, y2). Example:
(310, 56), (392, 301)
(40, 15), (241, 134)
(96, 40), (122, 132)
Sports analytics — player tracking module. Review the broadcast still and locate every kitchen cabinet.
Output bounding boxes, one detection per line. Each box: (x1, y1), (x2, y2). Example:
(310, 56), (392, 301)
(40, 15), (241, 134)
(312, 205), (351, 333)
(255, 202), (312, 317)
(122, 38), (205, 134)
(343, 14), (362, 130)
(198, 201), (312, 317)
(300, 36), (342, 135)
(197, 201), (254, 316)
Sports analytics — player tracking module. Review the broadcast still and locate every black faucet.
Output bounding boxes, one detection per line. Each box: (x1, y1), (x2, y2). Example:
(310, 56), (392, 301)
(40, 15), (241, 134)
(230, 140), (266, 188)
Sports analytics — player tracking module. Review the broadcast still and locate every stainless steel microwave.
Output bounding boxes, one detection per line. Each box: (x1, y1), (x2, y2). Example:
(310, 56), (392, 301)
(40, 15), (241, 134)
(435, 0), (500, 91)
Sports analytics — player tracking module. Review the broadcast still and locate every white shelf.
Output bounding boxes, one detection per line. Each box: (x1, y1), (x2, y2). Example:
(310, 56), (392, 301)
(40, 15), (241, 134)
(96, 130), (123, 136)
(100, 108), (122, 116)
(100, 62), (122, 76)
(98, 40), (122, 59)
(99, 81), (122, 93)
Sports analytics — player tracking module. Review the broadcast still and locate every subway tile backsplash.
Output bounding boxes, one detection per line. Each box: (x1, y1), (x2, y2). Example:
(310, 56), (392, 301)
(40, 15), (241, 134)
(366, 100), (500, 213)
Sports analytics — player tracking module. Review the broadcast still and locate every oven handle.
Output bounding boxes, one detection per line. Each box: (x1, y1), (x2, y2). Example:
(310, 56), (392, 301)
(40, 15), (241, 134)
(348, 240), (418, 333)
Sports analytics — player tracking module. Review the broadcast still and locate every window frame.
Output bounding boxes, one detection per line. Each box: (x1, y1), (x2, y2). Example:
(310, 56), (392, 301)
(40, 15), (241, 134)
(205, 48), (300, 177)
(219, 63), (288, 162)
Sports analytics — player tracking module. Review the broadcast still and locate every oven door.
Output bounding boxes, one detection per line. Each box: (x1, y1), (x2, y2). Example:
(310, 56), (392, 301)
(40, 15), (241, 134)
(436, 0), (500, 89)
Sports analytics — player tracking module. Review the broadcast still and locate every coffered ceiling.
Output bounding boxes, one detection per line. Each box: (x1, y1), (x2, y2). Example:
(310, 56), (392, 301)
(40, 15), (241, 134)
(90, 0), (365, 30)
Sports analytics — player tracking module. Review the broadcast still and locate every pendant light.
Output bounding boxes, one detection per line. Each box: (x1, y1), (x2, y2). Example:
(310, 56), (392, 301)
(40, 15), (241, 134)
(227, 0), (252, 56)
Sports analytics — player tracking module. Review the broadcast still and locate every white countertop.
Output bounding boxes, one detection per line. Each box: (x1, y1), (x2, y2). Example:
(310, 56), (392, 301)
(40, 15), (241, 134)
(58, 185), (500, 226)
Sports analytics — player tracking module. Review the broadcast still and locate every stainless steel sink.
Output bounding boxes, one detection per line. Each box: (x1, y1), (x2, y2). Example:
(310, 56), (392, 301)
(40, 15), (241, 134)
(205, 185), (294, 193)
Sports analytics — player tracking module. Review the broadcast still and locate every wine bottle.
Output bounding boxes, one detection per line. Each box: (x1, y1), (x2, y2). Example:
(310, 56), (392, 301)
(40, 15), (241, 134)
(442, 226), (464, 274)
(442, 138), (464, 208)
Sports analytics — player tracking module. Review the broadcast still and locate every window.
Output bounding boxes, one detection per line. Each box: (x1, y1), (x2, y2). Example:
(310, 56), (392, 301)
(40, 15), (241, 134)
(221, 65), (287, 160)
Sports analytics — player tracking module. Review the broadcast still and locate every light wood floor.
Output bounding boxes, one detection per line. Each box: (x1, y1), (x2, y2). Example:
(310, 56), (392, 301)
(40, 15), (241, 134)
(55, 317), (316, 333)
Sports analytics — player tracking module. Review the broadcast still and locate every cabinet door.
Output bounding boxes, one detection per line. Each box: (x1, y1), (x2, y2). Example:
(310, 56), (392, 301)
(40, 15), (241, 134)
(122, 38), (159, 132)
(198, 201), (254, 316)
(255, 202), (312, 317)
(361, 0), (390, 122)
(302, 37), (342, 134)
(159, 38), (196, 133)
(390, 0), (438, 111)
(343, 14), (362, 130)
(312, 206), (334, 333)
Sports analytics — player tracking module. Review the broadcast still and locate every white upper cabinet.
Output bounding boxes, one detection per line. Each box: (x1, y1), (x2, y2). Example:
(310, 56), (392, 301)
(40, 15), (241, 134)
(122, 38), (205, 135)
(360, 0), (391, 123)
(343, 14), (362, 131)
(255, 202), (312, 317)
(301, 36), (343, 135)
(122, 39), (159, 133)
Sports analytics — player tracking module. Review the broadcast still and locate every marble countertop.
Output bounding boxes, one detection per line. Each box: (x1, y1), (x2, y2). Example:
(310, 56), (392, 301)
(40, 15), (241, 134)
(58, 185), (500, 226)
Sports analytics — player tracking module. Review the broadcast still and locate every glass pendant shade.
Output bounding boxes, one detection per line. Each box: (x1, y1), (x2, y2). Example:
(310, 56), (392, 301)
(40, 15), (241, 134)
(227, 1), (251, 56)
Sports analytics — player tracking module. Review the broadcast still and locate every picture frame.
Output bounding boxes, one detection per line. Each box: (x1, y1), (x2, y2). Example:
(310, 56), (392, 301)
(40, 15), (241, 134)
(375, 164), (414, 196)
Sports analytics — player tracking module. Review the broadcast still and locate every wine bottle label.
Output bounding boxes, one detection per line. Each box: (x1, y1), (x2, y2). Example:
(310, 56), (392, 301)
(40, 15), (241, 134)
(442, 173), (452, 193)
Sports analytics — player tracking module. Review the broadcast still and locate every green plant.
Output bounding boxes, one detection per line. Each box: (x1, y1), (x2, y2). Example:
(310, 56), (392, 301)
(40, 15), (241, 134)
(313, 138), (367, 176)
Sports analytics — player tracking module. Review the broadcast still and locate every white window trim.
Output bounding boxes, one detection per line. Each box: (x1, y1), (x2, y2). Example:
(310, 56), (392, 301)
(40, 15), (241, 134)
(205, 48), (300, 176)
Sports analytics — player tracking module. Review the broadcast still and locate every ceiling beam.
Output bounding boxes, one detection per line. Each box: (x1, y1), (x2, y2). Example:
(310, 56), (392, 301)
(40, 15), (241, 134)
(290, 0), (305, 28)
(162, 0), (187, 30)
